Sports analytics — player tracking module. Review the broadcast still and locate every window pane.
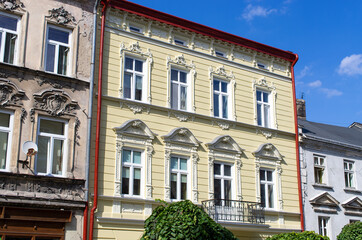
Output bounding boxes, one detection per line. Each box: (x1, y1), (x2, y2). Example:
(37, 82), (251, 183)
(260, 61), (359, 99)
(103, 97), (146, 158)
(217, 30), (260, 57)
(213, 93), (219, 117)
(264, 105), (270, 127)
(345, 172), (349, 187)
(171, 82), (178, 109)
(171, 157), (178, 170)
(133, 151), (141, 164)
(213, 80), (219, 91)
(6, 237), (32, 240)
(314, 157), (319, 165)
(320, 158), (324, 165)
(51, 139), (63, 175)
(171, 69), (178, 81)
(4, 32), (16, 64)
(267, 170), (273, 181)
(257, 104), (262, 126)
(135, 75), (143, 101)
(214, 178), (221, 199)
(181, 174), (187, 200)
(57, 45), (68, 75)
(125, 57), (133, 70)
(180, 86), (187, 110)
(222, 95), (228, 118)
(214, 163), (221, 175)
(180, 158), (187, 170)
(0, 15), (17, 31)
(263, 92), (269, 103)
(0, 131), (9, 169)
(135, 59), (143, 72)
(48, 27), (69, 44)
(224, 180), (231, 200)
(221, 81), (227, 93)
(256, 91), (262, 101)
(37, 136), (49, 173)
(260, 170), (265, 181)
(260, 183), (265, 207)
(123, 73), (131, 99)
(180, 71), (187, 83)
(171, 173), (177, 199)
(0, 112), (10, 127)
(45, 44), (55, 72)
(133, 168), (141, 195)
(122, 167), (130, 194)
(40, 119), (64, 135)
(268, 184), (274, 208)
(224, 165), (231, 176)
(349, 173), (354, 187)
(122, 150), (131, 163)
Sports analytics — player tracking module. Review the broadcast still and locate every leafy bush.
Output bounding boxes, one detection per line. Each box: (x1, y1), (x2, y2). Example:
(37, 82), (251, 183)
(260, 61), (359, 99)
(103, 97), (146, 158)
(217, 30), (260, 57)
(267, 231), (329, 240)
(337, 221), (362, 240)
(141, 200), (237, 240)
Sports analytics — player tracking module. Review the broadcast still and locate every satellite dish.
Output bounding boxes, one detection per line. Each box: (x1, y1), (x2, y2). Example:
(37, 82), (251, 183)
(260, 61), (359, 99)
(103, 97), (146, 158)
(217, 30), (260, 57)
(22, 141), (38, 156)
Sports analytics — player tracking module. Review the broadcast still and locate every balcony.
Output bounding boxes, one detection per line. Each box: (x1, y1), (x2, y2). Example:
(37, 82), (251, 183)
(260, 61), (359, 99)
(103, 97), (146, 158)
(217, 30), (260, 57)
(202, 199), (265, 224)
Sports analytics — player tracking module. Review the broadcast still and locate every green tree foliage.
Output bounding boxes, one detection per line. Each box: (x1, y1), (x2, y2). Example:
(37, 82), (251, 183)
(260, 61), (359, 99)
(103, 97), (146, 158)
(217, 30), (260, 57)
(337, 221), (362, 240)
(266, 231), (329, 240)
(141, 200), (237, 240)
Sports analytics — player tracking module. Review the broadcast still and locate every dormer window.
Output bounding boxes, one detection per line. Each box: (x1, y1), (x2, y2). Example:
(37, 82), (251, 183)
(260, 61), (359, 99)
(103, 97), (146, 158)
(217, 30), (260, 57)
(215, 50), (226, 58)
(129, 25), (142, 33)
(174, 39), (185, 46)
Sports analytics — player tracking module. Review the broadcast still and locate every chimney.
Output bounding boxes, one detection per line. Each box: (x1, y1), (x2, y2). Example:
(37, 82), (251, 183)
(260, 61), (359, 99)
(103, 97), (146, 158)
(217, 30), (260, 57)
(296, 99), (306, 120)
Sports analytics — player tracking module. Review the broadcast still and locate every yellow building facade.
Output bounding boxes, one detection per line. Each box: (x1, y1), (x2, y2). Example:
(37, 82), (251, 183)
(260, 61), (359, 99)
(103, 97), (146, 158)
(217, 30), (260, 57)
(89, 1), (302, 239)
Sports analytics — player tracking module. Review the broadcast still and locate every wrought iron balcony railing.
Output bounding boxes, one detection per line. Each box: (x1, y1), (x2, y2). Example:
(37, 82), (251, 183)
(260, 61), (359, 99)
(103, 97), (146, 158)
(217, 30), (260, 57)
(202, 199), (265, 224)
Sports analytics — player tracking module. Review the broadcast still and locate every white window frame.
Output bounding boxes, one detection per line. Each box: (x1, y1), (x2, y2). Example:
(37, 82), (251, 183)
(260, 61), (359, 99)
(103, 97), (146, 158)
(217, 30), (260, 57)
(314, 155), (325, 184)
(35, 117), (68, 177)
(0, 110), (14, 172)
(213, 162), (234, 200)
(256, 89), (271, 128)
(123, 56), (146, 102)
(213, 78), (231, 119)
(318, 216), (329, 237)
(344, 160), (355, 188)
(170, 68), (190, 111)
(170, 155), (190, 201)
(44, 24), (72, 76)
(0, 12), (20, 65)
(119, 42), (153, 103)
(121, 148), (144, 198)
(260, 168), (275, 209)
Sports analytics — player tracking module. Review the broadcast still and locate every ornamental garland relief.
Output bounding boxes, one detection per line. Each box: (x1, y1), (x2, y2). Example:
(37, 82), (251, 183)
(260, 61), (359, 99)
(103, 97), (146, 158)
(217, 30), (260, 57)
(0, 80), (25, 107)
(0, 0), (25, 11)
(46, 6), (76, 25)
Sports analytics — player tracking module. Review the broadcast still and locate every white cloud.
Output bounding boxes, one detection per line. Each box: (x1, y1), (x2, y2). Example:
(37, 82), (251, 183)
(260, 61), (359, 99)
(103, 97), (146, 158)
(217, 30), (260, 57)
(308, 80), (322, 88)
(320, 88), (343, 98)
(338, 54), (362, 76)
(242, 4), (277, 21)
(297, 65), (310, 79)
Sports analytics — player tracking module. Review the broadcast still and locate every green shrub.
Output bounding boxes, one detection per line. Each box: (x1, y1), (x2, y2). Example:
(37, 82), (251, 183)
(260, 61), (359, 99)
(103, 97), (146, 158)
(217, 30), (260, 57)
(141, 200), (237, 240)
(266, 231), (329, 240)
(337, 221), (362, 240)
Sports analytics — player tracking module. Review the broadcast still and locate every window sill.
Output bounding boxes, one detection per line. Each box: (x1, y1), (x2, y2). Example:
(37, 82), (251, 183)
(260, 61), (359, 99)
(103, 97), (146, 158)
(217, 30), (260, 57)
(344, 188), (362, 194)
(312, 184), (334, 190)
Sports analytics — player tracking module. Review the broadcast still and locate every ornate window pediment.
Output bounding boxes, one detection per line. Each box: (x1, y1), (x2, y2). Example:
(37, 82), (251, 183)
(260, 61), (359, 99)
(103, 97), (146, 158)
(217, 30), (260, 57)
(162, 127), (201, 148)
(253, 143), (283, 162)
(206, 135), (244, 154)
(0, 0), (25, 12)
(32, 89), (78, 118)
(342, 197), (362, 216)
(0, 79), (25, 107)
(310, 192), (339, 214)
(113, 119), (157, 140)
(46, 6), (76, 26)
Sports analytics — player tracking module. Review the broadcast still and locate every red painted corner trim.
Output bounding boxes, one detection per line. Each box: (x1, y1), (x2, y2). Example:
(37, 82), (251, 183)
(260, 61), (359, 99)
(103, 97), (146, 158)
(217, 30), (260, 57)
(109, 0), (296, 62)
(291, 54), (305, 231)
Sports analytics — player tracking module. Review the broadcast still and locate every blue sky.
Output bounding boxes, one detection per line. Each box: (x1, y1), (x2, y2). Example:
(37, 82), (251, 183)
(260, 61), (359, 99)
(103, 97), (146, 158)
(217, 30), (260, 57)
(129, 0), (362, 127)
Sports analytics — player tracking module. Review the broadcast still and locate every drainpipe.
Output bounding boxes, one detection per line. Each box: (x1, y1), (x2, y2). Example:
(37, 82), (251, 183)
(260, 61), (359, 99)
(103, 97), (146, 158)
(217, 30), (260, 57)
(291, 54), (305, 231)
(89, 0), (109, 239)
(83, 0), (101, 239)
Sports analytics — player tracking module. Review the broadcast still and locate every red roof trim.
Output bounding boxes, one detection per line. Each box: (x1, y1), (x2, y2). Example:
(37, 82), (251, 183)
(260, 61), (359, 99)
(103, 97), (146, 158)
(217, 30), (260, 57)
(109, 0), (297, 62)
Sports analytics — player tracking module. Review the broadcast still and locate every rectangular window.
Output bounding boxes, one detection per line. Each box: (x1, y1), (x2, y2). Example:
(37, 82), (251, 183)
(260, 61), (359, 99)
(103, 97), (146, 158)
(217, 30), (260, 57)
(0, 111), (13, 171)
(36, 118), (67, 176)
(256, 90), (271, 128)
(174, 39), (185, 46)
(45, 25), (71, 75)
(0, 13), (19, 64)
(318, 216), (329, 236)
(344, 160), (354, 188)
(260, 169), (274, 208)
(314, 155), (325, 184)
(129, 26), (142, 33)
(170, 156), (188, 200)
(171, 69), (188, 111)
(213, 79), (229, 119)
(215, 51), (226, 58)
(121, 149), (142, 196)
(214, 163), (232, 204)
(124, 57), (144, 101)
